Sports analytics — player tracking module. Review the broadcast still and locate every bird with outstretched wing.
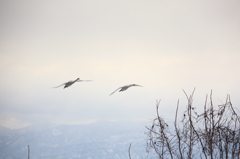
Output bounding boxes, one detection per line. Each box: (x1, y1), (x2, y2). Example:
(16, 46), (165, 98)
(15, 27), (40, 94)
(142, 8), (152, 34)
(109, 84), (142, 96)
(52, 78), (93, 89)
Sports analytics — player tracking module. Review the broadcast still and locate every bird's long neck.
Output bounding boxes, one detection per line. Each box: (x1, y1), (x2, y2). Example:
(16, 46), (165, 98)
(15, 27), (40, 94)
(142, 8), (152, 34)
(74, 78), (79, 82)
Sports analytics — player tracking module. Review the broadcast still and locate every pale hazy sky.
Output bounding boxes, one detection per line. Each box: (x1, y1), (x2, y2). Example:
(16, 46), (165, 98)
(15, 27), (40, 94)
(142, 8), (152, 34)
(1, 0), (240, 129)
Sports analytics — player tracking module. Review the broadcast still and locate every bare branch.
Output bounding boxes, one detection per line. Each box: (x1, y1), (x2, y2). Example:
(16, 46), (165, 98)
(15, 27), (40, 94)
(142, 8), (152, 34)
(146, 90), (240, 159)
(128, 143), (132, 159)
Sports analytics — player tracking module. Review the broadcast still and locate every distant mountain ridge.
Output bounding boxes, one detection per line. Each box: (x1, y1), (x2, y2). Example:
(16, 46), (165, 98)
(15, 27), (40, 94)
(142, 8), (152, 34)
(0, 125), (14, 136)
(0, 121), (154, 159)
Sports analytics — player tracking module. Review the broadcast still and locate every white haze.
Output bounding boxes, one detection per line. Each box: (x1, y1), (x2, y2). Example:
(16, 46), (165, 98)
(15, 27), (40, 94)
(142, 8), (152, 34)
(0, 0), (240, 129)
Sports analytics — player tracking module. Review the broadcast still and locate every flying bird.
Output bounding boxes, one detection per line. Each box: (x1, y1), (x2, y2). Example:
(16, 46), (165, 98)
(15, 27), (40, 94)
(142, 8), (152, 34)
(109, 84), (142, 96)
(52, 78), (93, 89)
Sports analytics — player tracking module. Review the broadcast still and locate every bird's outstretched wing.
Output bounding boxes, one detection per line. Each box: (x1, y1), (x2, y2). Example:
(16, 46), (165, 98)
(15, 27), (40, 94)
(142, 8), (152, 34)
(109, 87), (122, 96)
(76, 79), (93, 82)
(52, 83), (66, 88)
(134, 84), (142, 87)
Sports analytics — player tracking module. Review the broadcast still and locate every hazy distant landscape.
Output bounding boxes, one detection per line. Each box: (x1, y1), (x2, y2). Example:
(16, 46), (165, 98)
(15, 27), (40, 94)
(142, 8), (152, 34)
(0, 121), (155, 159)
(1, 0), (240, 158)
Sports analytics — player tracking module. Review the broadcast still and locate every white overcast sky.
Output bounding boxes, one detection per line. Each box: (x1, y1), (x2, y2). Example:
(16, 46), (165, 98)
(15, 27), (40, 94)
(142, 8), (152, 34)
(0, 0), (240, 129)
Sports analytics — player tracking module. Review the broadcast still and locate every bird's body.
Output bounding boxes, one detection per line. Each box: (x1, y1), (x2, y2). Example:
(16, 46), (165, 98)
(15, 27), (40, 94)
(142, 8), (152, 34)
(52, 78), (93, 89)
(109, 84), (142, 96)
(62, 80), (77, 88)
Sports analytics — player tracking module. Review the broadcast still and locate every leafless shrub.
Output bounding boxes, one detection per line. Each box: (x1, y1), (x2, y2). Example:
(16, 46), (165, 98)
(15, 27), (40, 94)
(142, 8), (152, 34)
(145, 89), (240, 159)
